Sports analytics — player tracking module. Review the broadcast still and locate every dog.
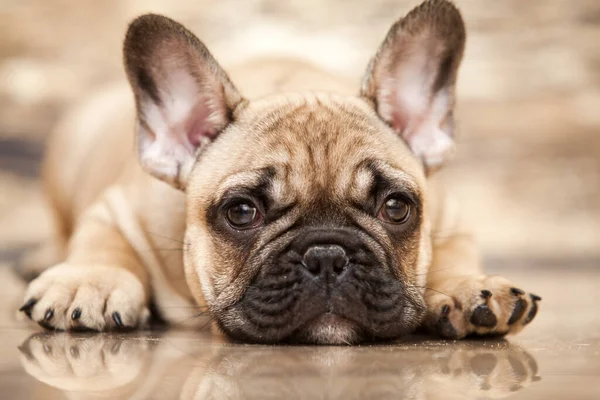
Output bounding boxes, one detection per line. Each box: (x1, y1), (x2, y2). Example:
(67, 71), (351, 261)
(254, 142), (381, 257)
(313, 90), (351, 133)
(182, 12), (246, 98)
(19, 0), (540, 344)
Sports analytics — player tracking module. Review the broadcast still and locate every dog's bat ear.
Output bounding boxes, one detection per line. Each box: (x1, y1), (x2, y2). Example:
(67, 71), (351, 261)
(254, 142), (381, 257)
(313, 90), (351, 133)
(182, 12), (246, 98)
(360, 0), (465, 172)
(123, 14), (244, 190)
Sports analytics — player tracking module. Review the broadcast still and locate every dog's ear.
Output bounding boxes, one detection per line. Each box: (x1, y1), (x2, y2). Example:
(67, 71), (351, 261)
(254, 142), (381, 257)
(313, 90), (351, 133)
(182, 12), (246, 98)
(123, 14), (244, 190)
(361, 0), (465, 172)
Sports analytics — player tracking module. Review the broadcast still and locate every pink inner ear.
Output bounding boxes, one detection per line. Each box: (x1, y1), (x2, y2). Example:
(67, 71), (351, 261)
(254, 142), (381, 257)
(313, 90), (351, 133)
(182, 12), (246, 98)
(389, 96), (427, 142)
(185, 97), (220, 148)
(383, 75), (429, 139)
(391, 109), (407, 133)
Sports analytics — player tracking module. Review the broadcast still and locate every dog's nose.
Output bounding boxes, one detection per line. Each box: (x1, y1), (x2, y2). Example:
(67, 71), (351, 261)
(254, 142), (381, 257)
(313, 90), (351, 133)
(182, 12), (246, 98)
(302, 245), (349, 277)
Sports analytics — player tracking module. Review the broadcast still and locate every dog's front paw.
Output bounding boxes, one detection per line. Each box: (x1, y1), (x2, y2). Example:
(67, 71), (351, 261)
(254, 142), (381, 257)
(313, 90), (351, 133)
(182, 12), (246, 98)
(425, 275), (540, 339)
(19, 264), (149, 331)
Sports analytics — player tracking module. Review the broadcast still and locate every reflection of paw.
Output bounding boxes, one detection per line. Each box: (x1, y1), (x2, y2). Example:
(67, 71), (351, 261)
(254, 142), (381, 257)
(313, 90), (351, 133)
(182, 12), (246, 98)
(20, 264), (149, 331)
(425, 275), (540, 338)
(18, 332), (150, 391)
(432, 343), (541, 397)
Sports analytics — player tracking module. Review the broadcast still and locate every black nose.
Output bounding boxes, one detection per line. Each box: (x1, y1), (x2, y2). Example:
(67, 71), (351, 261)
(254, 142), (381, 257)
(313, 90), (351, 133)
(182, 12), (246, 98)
(302, 245), (349, 277)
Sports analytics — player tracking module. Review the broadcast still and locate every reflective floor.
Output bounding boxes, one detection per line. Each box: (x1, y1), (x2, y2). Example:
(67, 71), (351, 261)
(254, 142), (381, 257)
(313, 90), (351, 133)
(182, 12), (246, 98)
(1, 264), (599, 400)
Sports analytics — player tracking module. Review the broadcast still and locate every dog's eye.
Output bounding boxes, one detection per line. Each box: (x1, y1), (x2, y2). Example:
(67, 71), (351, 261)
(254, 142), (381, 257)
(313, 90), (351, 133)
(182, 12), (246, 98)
(378, 197), (411, 224)
(226, 202), (261, 229)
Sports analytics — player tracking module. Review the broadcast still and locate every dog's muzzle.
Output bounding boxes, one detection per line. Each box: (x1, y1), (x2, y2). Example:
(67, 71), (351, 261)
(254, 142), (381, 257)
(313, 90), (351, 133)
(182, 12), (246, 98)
(220, 228), (420, 344)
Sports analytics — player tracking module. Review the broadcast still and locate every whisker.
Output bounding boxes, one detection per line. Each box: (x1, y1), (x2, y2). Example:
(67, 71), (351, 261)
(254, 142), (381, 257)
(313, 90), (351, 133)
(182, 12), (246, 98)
(406, 284), (453, 299)
(135, 248), (184, 253)
(430, 232), (473, 241)
(168, 309), (212, 327)
(413, 265), (458, 277)
(146, 231), (186, 245)
(197, 316), (216, 332)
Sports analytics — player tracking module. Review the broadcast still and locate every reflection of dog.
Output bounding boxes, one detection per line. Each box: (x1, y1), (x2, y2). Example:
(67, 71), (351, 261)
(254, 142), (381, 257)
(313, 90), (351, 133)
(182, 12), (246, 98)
(20, 0), (539, 343)
(18, 332), (541, 399)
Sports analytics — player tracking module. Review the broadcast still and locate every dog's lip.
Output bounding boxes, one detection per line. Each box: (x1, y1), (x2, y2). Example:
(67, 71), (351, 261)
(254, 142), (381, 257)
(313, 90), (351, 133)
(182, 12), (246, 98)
(304, 312), (355, 329)
(294, 312), (362, 344)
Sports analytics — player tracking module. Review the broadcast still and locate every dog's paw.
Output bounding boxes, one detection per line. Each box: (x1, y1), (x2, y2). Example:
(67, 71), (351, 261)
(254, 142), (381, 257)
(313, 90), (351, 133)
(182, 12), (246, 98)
(19, 263), (149, 331)
(424, 275), (540, 339)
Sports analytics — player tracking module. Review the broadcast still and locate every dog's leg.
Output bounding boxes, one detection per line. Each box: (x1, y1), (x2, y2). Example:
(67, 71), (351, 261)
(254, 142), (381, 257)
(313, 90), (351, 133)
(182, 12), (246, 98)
(422, 231), (541, 339)
(19, 197), (150, 331)
(16, 185), (71, 281)
(420, 186), (541, 339)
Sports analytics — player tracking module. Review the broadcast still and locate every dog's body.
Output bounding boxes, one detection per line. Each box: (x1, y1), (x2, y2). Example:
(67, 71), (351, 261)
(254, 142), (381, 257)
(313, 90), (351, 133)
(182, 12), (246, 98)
(21, 0), (539, 344)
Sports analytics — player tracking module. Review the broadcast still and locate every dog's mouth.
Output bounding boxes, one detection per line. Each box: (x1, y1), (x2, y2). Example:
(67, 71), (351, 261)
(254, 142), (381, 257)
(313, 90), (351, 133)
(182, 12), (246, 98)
(293, 308), (425, 345)
(290, 313), (363, 345)
(216, 271), (424, 345)
(214, 229), (425, 344)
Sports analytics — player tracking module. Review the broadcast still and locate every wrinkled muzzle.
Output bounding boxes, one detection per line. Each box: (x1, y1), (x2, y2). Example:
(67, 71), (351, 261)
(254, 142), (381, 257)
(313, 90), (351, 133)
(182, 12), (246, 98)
(216, 228), (425, 344)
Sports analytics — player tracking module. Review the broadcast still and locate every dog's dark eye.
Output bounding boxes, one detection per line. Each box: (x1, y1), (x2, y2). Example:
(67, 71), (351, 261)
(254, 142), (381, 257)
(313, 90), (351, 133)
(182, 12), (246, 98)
(378, 196), (411, 224)
(226, 202), (261, 229)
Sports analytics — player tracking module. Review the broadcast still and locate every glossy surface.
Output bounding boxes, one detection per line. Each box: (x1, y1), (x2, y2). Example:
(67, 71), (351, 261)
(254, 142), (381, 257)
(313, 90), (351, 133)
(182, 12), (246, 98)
(0, 264), (599, 399)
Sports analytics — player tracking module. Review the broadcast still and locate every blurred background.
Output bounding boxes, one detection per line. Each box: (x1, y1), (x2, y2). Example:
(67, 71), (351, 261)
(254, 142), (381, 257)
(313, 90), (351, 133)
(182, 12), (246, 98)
(1, 0), (599, 269)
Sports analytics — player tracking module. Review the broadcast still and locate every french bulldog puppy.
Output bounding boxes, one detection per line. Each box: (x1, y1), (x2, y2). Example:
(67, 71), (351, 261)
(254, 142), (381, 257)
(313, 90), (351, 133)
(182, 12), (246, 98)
(20, 0), (540, 344)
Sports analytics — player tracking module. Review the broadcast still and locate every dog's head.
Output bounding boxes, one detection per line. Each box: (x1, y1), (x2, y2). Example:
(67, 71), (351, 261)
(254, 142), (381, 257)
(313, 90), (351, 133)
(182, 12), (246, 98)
(123, 0), (465, 344)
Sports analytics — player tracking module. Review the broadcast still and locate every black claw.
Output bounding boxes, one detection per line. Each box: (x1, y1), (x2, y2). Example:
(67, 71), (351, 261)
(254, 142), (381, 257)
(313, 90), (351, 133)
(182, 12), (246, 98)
(480, 290), (493, 300)
(19, 298), (37, 319)
(508, 299), (528, 325)
(37, 321), (55, 330)
(470, 305), (497, 328)
(441, 305), (451, 316)
(43, 309), (54, 322)
(19, 298), (37, 312)
(466, 330), (509, 339)
(112, 312), (123, 328)
(510, 287), (525, 296)
(531, 294), (542, 301)
(71, 308), (82, 321)
(435, 317), (458, 339)
(524, 297), (539, 324)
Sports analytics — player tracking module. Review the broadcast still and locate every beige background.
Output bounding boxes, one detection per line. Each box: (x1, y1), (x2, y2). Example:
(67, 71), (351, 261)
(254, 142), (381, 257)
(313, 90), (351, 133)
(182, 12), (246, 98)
(1, 0), (599, 265)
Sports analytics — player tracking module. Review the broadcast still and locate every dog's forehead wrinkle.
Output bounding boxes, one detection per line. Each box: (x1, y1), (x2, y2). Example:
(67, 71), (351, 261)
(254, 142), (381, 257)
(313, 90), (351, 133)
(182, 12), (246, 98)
(246, 97), (388, 204)
(368, 160), (421, 195)
(349, 166), (375, 199)
(214, 168), (267, 198)
(214, 94), (422, 213)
